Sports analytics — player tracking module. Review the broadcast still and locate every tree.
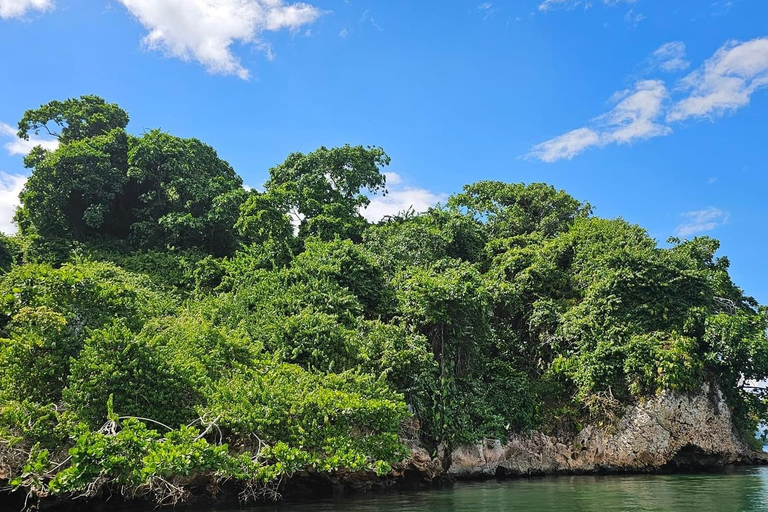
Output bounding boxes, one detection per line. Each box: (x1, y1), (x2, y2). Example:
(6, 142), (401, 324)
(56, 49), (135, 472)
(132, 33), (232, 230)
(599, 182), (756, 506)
(0, 261), (170, 403)
(17, 95), (129, 146)
(264, 145), (390, 241)
(363, 206), (487, 276)
(125, 130), (246, 254)
(448, 181), (591, 239)
(16, 97), (247, 257)
(394, 259), (492, 446)
(236, 190), (294, 248)
(18, 128), (130, 243)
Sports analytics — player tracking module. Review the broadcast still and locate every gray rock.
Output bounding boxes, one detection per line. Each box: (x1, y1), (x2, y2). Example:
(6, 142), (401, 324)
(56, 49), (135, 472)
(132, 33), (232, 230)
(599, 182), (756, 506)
(442, 384), (766, 479)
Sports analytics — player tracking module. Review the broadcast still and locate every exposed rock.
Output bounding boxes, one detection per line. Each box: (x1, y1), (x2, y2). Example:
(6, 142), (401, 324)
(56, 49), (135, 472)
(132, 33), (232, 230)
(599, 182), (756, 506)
(403, 446), (445, 481)
(446, 383), (767, 479)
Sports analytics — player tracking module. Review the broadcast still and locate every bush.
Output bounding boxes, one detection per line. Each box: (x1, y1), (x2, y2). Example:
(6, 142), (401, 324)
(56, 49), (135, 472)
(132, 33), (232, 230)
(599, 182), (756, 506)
(64, 322), (203, 428)
(0, 262), (172, 403)
(205, 362), (407, 472)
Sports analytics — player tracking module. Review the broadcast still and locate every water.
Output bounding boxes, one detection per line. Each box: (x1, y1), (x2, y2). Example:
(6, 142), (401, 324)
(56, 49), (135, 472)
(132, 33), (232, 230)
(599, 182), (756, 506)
(202, 467), (768, 512)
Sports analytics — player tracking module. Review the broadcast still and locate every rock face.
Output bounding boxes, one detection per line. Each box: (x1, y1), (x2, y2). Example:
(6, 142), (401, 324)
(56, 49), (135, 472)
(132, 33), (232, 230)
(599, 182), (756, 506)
(444, 384), (766, 479)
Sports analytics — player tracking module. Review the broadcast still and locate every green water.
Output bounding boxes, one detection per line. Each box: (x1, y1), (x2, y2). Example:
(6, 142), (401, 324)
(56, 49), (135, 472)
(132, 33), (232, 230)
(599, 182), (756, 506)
(206, 467), (768, 512)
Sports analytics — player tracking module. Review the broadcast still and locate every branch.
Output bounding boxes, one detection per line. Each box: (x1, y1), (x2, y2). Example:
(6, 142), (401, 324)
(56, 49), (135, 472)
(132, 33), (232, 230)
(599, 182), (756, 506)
(117, 416), (173, 431)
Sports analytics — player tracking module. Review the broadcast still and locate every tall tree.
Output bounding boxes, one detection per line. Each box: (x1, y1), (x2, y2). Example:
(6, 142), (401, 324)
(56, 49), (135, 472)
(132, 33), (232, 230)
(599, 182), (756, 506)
(16, 96), (246, 256)
(448, 181), (592, 239)
(264, 144), (390, 241)
(17, 95), (130, 145)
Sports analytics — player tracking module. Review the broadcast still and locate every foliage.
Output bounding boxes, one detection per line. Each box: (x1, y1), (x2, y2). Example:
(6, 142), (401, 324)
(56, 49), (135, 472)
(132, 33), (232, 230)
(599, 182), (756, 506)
(264, 144), (389, 241)
(18, 95), (129, 145)
(448, 180), (592, 238)
(363, 206), (487, 276)
(205, 362), (406, 472)
(3, 95), (768, 508)
(16, 97), (246, 256)
(64, 321), (202, 428)
(0, 261), (171, 403)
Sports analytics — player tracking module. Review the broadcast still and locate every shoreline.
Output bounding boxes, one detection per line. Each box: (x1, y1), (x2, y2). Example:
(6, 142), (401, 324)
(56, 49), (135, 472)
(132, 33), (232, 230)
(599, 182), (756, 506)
(4, 384), (766, 511)
(3, 458), (767, 512)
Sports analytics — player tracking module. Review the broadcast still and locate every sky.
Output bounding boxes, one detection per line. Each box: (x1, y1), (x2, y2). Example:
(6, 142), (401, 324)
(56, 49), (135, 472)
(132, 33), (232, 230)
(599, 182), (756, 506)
(0, 0), (767, 301)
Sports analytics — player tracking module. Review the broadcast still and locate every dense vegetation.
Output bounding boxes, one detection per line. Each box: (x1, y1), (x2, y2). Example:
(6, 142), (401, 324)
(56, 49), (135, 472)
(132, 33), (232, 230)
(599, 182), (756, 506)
(2, 96), (767, 507)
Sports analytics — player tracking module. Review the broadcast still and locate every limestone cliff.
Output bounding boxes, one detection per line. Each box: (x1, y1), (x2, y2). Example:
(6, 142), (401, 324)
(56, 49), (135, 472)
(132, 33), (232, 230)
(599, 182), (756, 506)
(440, 384), (766, 479)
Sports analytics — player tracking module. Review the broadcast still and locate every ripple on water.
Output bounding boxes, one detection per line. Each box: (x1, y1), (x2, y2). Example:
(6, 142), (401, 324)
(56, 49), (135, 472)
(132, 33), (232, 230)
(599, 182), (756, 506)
(195, 467), (768, 512)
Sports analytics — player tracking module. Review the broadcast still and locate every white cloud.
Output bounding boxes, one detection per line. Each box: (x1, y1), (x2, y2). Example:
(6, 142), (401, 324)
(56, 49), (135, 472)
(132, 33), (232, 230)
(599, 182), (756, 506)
(0, 0), (52, 19)
(359, 9), (382, 32)
(674, 207), (729, 237)
(527, 127), (601, 163)
(529, 38), (768, 162)
(599, 80), (670, 143)
(0, 172), (26, 234)
(478, 2), (494, 20)
(383, 171), (402, 186)
(117, 0), (323, 79)
(527, 80), (670, 162)
(711, 0), (734, 16)
(537, 0), (584, 11)
(362, 173), (445, 222)
(338, 28), (348, 38)
(652, 42), (690, 72)
(623, 8), (644, 27)
(667, 37), (768, 122)
(0, 122), (59, 155)
(538, 0), (634, 12)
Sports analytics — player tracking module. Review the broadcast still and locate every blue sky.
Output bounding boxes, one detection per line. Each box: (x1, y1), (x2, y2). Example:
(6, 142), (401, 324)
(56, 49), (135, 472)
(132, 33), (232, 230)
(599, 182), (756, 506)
(1, 0), (767, 302)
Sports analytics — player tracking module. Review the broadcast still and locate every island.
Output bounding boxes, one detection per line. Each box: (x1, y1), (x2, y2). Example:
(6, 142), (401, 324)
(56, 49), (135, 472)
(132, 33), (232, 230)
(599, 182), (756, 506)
(1, 96), (766, 510)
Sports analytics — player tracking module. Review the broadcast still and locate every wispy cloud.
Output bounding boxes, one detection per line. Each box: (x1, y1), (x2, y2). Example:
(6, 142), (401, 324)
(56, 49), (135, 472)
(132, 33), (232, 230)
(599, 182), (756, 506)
(0, 0), (52, 19)
(667, 37), (768, 122)
(0, 122), (59, 155)
(0, 172), (26, 234)
(623, 8), (645, 27)
(362, 172), (446, 222)
(527, 128), (601, 163)
(711, 0), (734, 16)
(529, 37), (768, 162)
(478, 2), (494, 20)
(117, 0), (323, 80)
(338, 28), (348, 38)
(359, 9), (382, 32)
(651, 42), (690, 72)
(527, 80), (669, 162)
(674, 207), (729, 237)
(537, 0), (584, 11)
(599, 80), (670, 143)
(538, 0), (634, 12)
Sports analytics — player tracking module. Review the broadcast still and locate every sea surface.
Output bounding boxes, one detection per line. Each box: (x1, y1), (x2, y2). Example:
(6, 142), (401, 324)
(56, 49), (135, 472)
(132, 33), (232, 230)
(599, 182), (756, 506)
(201, 467), (768, 512)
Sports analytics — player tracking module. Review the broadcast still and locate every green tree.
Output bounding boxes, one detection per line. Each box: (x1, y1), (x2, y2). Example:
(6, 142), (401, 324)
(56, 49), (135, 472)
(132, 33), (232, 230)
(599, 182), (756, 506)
(17, 95), (129, 146)
(16, 97), (247, 257)
(264, 145), (389, 241)
(394, 259), (491, 446)
(363, 206), (487, 276)
(448, 181), (591, 238)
